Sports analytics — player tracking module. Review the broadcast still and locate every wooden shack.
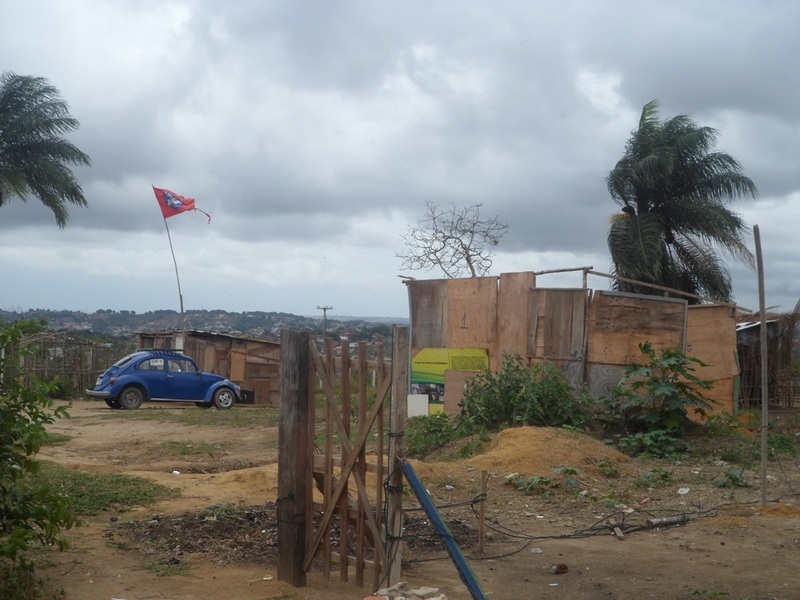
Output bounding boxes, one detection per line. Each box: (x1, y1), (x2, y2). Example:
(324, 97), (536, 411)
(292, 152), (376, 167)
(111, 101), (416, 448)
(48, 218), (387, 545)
(406, 272), (739, 416)
(138, 330), (280, 405)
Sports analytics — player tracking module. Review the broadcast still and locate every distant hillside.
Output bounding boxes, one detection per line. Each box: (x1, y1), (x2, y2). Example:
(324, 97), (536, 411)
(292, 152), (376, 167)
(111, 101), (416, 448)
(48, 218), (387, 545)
(0, 308), (408, 343)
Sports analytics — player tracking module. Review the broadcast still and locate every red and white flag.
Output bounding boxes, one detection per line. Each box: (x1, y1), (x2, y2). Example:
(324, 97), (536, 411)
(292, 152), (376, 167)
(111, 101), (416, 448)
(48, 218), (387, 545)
(153, 186), (211, 222)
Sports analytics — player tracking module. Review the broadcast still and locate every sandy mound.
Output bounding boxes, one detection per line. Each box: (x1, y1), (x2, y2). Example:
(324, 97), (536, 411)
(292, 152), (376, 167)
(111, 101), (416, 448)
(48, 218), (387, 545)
(412, 426), (631, 481)
(468, 426), (631, 475)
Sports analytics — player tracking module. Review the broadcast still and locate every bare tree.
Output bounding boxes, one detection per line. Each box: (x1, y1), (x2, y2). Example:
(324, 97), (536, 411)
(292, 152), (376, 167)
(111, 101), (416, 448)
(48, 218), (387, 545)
(397, 201), (509, 278)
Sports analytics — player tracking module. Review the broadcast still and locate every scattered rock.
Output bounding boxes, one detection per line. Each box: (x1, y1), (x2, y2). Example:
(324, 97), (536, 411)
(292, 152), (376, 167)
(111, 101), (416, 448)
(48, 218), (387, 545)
(370, 581), (447, 600)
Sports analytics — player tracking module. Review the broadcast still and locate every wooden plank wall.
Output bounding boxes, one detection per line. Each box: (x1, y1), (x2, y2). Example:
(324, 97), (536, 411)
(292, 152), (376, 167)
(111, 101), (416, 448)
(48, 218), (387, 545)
(408, 279), (448, 349)
(181, 335), (280, 405)
(585, 291), (687, 399)
(587, 291), (687, 365)
(496, 272), (536, 366)
(446, 277), (498, 364)
(527, 288), (588, 388)
(407, 276), (740, 415)
(686, 304), (739, 414)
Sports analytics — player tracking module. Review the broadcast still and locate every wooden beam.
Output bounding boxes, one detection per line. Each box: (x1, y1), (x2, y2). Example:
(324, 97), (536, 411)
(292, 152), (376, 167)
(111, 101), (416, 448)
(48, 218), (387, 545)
(387, 326), (409, 585)
(277, 329), (310, 587)
(339, 338), (351, 582)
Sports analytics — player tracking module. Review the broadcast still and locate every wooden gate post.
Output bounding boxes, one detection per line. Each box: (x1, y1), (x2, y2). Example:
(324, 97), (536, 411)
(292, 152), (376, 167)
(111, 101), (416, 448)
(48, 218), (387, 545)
(387, 325), (409, 585)
(277, 329), (310, 587)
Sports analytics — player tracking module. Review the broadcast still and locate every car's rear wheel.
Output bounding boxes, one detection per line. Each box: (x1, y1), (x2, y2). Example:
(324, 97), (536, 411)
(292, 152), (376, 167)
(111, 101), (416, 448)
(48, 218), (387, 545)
(213, 387), (236, 409)
(195, 402), (212, 409)
(105, 399), (122, 409)
(119, 387), (144, 410)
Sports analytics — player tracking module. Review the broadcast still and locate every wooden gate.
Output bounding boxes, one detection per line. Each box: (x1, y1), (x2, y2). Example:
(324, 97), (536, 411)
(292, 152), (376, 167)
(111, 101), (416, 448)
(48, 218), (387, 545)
(277, 328), (407, 589)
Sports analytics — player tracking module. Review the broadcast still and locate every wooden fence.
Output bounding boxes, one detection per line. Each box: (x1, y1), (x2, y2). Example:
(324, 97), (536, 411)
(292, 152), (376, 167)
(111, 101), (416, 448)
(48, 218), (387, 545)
(17, 332), (136, 395)
(277, 327), (408, 589)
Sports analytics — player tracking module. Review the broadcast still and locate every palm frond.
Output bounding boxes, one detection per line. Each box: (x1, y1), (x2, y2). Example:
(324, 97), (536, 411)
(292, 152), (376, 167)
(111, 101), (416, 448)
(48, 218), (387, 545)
(607, 212), (665, 283)
(0, 71), (91, 227)
(606, 99), (756, 301)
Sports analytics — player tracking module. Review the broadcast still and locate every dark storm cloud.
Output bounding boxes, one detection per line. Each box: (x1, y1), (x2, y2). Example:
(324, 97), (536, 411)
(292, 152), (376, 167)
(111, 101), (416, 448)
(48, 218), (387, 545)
(1, 0), (798, 315)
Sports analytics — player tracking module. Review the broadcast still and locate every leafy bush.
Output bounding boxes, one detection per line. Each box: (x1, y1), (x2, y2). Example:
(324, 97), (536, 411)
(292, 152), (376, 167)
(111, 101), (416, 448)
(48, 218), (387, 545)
(0, 557), (63, 600)
(405, 412), (465, 458)
(600, 342), (717, 458)
(609, 342), (715, 434)
(767, 432), (797, 457)
(460, 354), (588, 431)
(714, 466), (749, 488)
(1, 320), (78, 566)
(613, 430), (691, 458)
(597, 459), (620, 478)
(633, 467), (674, 489)
(506, 466), (581, 495)
(45, 376), (76, 400)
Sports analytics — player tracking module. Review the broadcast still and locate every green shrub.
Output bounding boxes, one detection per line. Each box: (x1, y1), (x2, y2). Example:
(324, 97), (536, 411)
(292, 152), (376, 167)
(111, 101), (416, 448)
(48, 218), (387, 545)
(613, 430), (691, 458)
(1, 320), (78, 565)
(610, 342), (715, 435)
(0, 557), (63, 600)
(767, 432), (797, 457)
(633, 467), (673, 489)
(506, 466), (582, 495)
(714, 466), (749, 488)
(704, 412), (740, 437)
(45, 376), (76, 400)
(600, 342), (717, 457)
(405, 412), (464, 458)
(597, 459), (620, 478)
(460, 353), (588, 431)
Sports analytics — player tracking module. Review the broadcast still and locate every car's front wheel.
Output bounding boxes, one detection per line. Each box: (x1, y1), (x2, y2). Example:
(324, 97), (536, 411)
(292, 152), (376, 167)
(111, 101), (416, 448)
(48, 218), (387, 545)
(213, 387), (236, 409)
(119, 387), (144, 410)
(105, 398), (122, 409)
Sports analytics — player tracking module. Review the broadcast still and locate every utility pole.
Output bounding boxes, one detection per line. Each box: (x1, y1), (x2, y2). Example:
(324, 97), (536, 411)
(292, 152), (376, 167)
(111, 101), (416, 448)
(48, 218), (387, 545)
(317, 305), (333, 337)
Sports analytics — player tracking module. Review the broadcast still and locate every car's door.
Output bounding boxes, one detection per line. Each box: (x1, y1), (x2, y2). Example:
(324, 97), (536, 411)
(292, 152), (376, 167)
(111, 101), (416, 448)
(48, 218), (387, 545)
(165, 357), (206, 400)
(136, 356), (168, 398)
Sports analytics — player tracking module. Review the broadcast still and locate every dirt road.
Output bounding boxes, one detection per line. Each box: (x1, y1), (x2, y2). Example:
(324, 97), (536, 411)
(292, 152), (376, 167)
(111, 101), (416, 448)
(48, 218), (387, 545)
(38, 400), (800, 600)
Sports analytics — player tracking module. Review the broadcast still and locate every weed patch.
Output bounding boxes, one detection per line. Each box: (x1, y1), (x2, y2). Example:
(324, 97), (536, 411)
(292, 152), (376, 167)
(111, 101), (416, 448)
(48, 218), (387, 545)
(31, 462), (179, 515)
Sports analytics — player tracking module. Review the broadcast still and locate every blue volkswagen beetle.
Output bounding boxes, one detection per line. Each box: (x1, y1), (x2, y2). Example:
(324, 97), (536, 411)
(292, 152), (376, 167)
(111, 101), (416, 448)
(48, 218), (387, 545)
(85, 350), (240, 410)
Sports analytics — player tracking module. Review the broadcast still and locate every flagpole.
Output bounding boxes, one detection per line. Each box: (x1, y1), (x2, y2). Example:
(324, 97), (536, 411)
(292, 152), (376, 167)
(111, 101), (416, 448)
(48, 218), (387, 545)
(162, 216), (186, 331)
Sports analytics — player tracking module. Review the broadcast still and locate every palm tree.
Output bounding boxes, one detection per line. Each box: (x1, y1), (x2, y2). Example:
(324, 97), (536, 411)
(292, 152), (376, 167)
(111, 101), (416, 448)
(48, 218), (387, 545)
(0, 72), (91, 228)
(606, 100), (756, 303)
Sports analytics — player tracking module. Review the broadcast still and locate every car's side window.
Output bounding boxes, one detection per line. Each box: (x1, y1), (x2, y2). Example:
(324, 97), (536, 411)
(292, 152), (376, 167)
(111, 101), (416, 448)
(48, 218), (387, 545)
(169, 358), (197, 373)
(139, 358), (164, 371)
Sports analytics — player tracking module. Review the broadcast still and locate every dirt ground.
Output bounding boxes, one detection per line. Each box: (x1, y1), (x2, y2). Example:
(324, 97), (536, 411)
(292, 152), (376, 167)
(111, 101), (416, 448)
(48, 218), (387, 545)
(36, 400), (800, 600)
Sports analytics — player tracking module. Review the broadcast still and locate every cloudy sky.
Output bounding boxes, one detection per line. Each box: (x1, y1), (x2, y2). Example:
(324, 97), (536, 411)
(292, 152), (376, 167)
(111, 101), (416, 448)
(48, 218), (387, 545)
(1, 1), (798, 319)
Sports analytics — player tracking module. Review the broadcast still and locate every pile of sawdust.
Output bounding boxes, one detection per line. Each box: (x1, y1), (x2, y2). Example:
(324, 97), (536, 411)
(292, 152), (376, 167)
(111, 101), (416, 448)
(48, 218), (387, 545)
(756, 503), (800, 518)
(466, 426), (631, 476)
(411, 426), (631, 480)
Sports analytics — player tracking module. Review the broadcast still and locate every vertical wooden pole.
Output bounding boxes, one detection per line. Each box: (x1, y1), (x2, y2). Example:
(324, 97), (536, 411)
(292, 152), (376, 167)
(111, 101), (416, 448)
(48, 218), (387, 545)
(387, 326), (409, 585)
(755, 225), (769, 506)
(355, 341), (368, 586)
(323, 337), (335, 579)
(339, 336), (351, 582)
(478, 470), (488, 554)
(305, 339), (316, 564)
(277, 329), (310, 587)
(373, 342), (386, 590)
